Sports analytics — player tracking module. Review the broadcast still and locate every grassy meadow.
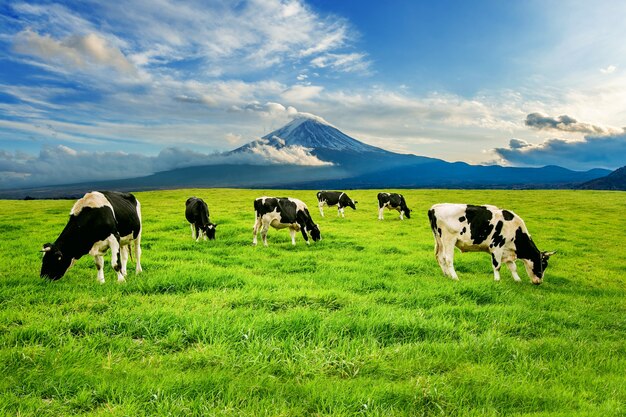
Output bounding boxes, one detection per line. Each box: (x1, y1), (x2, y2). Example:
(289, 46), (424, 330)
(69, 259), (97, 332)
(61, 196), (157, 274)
(0, 188), (625, 416)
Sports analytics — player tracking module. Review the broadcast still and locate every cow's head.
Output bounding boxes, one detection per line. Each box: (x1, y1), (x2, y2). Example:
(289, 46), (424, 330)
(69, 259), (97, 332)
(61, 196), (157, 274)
(40, 243), (72, 280)
(348, 199), (358, 210)
(402, 204), (412, 219)
(523, 250), (556, 285)
(309, 224), (321, 242)
(203, 223), (217, 240)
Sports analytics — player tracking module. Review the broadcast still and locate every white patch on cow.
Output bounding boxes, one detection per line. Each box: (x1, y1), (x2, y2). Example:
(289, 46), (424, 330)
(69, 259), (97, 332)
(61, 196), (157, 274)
(70, 191), (113, 216)
(287, 197), (308, 213)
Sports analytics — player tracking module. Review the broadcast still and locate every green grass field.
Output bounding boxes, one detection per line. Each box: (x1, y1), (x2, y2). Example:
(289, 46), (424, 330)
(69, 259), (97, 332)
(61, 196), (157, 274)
(1, 189), (625, 416)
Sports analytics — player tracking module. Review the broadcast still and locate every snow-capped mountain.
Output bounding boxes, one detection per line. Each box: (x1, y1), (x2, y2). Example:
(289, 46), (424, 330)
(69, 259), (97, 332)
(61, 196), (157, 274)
(263, 114), (385, 153)
(232, 114), (386, 156)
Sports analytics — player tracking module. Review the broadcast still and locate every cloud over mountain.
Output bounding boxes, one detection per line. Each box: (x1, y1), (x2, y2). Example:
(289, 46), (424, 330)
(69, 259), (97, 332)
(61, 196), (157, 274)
(0, 141), (330, 189)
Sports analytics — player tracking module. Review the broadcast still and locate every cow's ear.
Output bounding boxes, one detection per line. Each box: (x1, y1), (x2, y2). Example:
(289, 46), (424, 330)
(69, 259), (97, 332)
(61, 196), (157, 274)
(354, 201), (358, 204)
(543, 251), (557, 258)
(41, 243), (53, 252)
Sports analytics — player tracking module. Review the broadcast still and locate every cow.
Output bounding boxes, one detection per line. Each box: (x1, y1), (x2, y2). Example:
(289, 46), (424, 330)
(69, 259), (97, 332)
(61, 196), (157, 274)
(41, 191), (142, 283)
(185, 197), (217, 241)
(428, 203), (555, 285)
(252, 197), (321, 246)
(316, 191), (357, 217)
(378, 192), (411, 220)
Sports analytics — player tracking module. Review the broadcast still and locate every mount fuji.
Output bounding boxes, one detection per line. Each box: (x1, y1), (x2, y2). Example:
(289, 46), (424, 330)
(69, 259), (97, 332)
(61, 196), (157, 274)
(229, 113), (434, 172)
(0, 114), (611, 199)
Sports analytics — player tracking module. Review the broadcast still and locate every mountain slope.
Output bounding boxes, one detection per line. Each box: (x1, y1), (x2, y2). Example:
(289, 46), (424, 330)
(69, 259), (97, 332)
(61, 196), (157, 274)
(579, 166), (626, 190)
(233, 115), (386, 154)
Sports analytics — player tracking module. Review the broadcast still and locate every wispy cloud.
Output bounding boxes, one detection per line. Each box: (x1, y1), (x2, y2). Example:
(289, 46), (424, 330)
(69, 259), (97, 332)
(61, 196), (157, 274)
(525, 112), (622, 136)
(13, 30), (137, 76)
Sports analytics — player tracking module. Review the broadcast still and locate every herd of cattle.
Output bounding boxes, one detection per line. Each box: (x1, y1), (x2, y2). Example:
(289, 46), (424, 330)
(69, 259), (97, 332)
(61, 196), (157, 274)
(40, 190), (555, 285)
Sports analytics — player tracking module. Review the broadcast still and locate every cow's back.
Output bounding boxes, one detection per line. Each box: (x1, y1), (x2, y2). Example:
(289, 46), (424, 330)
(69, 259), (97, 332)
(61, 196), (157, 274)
(186, 197), (209, 225)
(101, 191), (141, 239)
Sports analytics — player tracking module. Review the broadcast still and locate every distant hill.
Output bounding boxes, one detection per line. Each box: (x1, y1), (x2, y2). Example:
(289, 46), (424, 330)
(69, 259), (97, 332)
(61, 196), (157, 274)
(0, 114), (613, 199)
(579, 166), (626, 190)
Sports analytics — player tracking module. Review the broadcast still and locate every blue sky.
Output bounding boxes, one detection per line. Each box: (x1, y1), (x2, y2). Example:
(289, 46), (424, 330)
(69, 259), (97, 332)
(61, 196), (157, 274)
(1, 0), (626, 187)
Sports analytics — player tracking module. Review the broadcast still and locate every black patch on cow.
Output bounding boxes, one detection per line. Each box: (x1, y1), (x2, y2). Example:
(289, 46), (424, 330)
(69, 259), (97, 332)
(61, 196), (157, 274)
(465, 205), (494, 244)
(514, 227), (543, 278)
(502, 210), (515, 221)
(101, 191), (141, 239)
(459, 216), (466, 222)
(491, 253), (500, 269)
(428, 209), (439, 236)
(491, 221), (505, 248)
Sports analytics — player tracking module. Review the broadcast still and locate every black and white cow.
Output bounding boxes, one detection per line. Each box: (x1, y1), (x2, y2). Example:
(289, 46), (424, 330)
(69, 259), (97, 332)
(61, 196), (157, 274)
(428, 203), (555, 285)
(185, 197), (216, 241)
(252, 197), (321, 246)
(41, 191), (142, 283)
(316, 191), (357, 217)
(378, 192), (411, 220)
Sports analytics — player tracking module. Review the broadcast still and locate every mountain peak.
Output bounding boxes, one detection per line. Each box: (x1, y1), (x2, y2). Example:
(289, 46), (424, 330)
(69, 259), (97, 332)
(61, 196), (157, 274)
(261, 114), (384, 153)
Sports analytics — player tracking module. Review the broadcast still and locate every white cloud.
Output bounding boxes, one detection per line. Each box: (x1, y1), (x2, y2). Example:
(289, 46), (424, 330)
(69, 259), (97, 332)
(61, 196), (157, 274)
(13, 30), (138, 77)
(310, 52), (370, 73)
(600, 65), (617, 74)
(281, 84), (324, 102)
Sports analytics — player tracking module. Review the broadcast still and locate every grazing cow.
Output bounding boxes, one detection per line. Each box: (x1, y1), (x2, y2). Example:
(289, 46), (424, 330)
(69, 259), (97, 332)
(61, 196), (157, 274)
(185, 197), (217, 241)
(316, 191), (357, 217)
(252, 197), (321, 246)
(378, 192), (411, 220)
(41, 191), (142, 283)
(428, 203), (555, 285)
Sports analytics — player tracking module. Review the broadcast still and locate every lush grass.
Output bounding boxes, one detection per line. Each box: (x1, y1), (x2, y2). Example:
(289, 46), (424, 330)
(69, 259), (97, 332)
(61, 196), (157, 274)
(1, 189), (625, 416)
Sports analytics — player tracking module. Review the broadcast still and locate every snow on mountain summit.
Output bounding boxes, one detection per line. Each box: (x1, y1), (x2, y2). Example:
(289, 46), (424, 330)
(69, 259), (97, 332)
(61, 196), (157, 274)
(260, 115), (384, 153)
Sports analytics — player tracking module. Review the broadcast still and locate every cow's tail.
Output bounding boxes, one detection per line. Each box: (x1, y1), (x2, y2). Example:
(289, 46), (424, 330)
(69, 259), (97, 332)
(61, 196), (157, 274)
(427, 208), (440, 255)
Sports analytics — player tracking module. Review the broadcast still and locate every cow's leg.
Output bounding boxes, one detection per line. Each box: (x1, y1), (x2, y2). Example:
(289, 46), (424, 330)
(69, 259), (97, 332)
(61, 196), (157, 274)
(195, 225), (202, 242)
(318, 202), (325, 217)
(506, 261), (522, 282)
(491, 251), (503, 281)
(120, 245), (129, 277)
(202, 227), (207, 241)
(190, 223), (196, 239)
(433, 235), (448, 277)
(399, 209), (404, 220)
(252, 216), (260, 246)
(378, 207), (384, 220)
(94, 254), (105, 284)
(134, 233), (142, 274)
(442, 237), (459, 280)
(289, 228), (297, 245)
(107, 235), (125, 283)
(261, 221), (270, 247)
(339, 207), (345, 217)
